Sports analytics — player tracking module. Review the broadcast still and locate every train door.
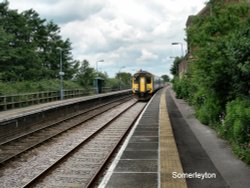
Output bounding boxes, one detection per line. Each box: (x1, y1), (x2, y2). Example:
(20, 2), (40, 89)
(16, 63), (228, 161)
(139, 77), (146, 93)
(132, 76), (139, 91)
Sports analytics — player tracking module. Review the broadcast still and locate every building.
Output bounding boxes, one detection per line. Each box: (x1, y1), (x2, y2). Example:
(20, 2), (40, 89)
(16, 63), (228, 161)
(179, 0), (244, 78)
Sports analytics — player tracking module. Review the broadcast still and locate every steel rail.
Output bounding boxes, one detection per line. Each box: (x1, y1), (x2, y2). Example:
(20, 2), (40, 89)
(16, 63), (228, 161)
(22, 101), (138, 188)
(0, 95), (131, 146)
(0, 96), (132, 164)
(85, 102), (146, 187)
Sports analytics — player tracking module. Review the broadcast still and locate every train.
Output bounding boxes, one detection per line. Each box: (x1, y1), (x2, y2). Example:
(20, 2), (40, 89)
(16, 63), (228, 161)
(132, 70), (164, 100)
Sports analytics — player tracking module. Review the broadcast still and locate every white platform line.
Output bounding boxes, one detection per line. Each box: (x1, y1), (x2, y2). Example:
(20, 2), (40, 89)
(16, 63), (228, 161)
(98, 93), (158, 188)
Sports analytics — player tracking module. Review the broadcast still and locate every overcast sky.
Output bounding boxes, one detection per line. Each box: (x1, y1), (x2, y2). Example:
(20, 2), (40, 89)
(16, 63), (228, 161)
(7, 0), (206, 77)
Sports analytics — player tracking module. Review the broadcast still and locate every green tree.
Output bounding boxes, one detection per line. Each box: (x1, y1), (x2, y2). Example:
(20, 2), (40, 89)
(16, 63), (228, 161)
(186, 1), (250, 108)
(115, 72), (132, 87)
(161, 74), (170, 82)
(172, 0), (250, 163)
(170, 57), (182, 77)
(105, 78), (120, 89)
(226, 21), (250, 99)
(75, 60), (96, 89)
(0, 1), (77, 81)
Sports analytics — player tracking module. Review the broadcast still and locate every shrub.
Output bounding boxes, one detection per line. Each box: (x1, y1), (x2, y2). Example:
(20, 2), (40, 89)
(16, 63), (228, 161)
(0, 80), (83, 95)
(224, 98), (250, 164)
(196, 94), (221, 125)
(224, 98), (250, 144)
(172, 76), (190, 99)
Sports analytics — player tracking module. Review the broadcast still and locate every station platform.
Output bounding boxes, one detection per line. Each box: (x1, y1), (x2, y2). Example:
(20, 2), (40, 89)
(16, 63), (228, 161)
(0, 90), (130, 123)
(0, 90), (131, 144)
(100, 88), (187, 188)
(99, 87), (250, 188)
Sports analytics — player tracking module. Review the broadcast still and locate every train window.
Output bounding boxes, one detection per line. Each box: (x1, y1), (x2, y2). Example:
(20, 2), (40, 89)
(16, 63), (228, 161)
(134, 76), (139, 84)
(146, 77), (151, 84)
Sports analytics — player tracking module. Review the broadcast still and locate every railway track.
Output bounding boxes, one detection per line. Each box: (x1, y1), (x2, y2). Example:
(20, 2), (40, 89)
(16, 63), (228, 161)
(0, 96), (131, 164)
(0, 98), (146, 188)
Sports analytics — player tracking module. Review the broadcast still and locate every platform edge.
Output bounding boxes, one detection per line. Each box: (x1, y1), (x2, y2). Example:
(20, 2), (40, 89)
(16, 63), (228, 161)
(159, 88), (187, 188)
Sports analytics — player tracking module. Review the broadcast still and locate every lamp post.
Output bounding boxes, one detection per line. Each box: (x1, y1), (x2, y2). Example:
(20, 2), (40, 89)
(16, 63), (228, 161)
(171, 42), (184, 57)
(57, 47), (64, 100)
(96, 59), (104, 76)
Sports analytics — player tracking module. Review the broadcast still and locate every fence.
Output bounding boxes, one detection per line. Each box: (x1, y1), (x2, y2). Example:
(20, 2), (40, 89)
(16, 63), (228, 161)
(0, 86), (130, 111)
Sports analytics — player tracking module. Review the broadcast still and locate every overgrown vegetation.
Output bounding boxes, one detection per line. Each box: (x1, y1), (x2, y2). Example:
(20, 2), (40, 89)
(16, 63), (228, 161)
(0, 1), (79, 82)
(171, 0), (250, 164)
(0, 80), (82, 95)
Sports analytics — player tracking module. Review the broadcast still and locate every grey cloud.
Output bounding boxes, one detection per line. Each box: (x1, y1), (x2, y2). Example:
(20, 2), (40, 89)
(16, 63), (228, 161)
(43, 4), (104, 24)
(8, 0), (206, 78)
(9, 0), (105, 24)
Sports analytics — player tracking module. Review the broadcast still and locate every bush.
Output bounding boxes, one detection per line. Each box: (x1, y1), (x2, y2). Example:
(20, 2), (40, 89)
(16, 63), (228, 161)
(224, 98), (250, 164)
(0, 80), (83, 95)
(196, 94), (221, 125)
(232, 143), (250, 165)
(105, 78), (120, 89)
(0, 81), (16, 95)
(224, 98), (250, 144)
(172, 76), (190, 99)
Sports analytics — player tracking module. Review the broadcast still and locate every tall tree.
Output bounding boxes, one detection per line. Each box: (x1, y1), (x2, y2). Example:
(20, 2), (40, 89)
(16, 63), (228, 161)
(161, 75), (170, 82)
(0, 1), (78, 81)
(170, 57), (182, 77)
(115, 72), (132, 86)
(75, 60), (96, 89)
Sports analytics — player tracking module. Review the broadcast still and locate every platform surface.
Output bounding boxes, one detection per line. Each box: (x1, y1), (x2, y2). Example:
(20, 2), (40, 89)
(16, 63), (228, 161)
(0, 90), (130, 122)
(104, 89), (161, 188)
(168, 88), (250, 188)
(100, 88), (186, 188)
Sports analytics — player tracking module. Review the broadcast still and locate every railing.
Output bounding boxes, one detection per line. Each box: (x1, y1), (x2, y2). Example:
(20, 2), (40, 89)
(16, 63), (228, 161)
(0, 86), (131, 112)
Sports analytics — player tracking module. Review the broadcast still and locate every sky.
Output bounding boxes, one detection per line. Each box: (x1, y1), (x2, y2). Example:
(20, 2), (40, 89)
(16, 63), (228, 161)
(6, 0), (207, 78)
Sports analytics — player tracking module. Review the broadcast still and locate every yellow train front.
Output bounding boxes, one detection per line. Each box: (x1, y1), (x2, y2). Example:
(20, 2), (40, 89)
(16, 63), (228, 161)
(132, 70), (163, 100)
